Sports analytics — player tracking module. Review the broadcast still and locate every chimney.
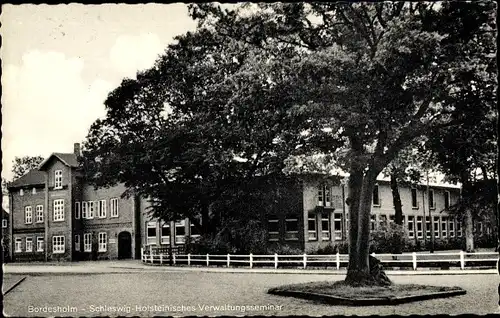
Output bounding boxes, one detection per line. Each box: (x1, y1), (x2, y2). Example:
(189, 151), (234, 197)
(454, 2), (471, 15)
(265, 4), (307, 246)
(74, 143), (81, 157)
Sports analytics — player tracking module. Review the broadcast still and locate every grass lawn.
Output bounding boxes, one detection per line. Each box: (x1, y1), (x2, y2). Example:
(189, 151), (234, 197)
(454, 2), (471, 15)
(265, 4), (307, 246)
(269, 280), (463, 300)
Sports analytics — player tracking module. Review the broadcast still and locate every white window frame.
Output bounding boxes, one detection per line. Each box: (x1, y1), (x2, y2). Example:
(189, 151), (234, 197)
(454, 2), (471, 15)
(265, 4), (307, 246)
(407, 216), (415, 238)
(444, 190), (450, 209)
(333, 213), (342, 240)
(98, 200), (106, 218)
(82, 201), (88, 219)
(161, 222), (170, 244)
(441, 217), (448, 238)
(146, 221), (157, 245)
(25, 206), (33, 224)
(370, 215), (376, 231)
(285, 218), (299, 241)
(2, 219), (7, 228)
(20, 189), (24, 196)
(32, 187), (37, 195)
(372, 184), (380, 206)
(26, 237), (33, 252)
(52, 235), (65, 254)
(429, 189), (435, 209)
(75, 234), (80, 251)
(98, 232), (107, 252)
(15, 237), (22, 252)
(37, 237), (44, 252)
(318, 186), (324, 207)
(175, 220), (186, 244)
(36, 205), (44, 223)
(425, 216), (431, 238)
(321, 212), (330, 241)
(84, 233), (92, 252)
(433, 216), (440, 238)
(324, 187), (332, 207)
(110, 198), (119, 217)
(416, 216), (423, 238)
(88, 201), (94, 219)
(449, 219), (455, 238)
(268, 219), (279, 241)
(75, 202), (81, 219)
(190, 223), (201, 238)
(53, 199), (65, 221)
(308, 213), (317, 241)
(54, 170), (63, 189)
(457, 221), (462, 237)
(411, 188), (419, 209)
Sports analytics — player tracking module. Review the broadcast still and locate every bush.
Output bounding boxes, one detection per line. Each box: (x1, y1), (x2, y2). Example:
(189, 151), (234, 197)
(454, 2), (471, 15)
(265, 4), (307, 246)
(370, 223), (410, 253)
(311, 242), (349, 255)
(266, 244), (303, 255)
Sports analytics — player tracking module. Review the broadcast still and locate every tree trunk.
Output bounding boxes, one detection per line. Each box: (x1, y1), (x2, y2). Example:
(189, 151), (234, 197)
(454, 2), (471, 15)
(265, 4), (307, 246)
(346, 164), (363, 274)
(390, 173), (403, 254)
(465, 208), (475, 252)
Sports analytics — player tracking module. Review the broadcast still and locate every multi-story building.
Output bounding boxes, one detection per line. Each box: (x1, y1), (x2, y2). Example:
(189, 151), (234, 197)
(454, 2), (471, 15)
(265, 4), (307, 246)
(7, 143), (492, 262)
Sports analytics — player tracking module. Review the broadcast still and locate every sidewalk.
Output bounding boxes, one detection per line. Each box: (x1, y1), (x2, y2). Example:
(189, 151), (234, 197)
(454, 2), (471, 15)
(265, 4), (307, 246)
(3, 260), (497, 275)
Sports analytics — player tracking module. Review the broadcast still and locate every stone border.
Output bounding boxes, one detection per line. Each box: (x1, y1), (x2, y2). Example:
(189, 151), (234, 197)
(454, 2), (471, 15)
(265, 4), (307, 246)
(268, 287), (466, 306)
(2, 276), (27, 296)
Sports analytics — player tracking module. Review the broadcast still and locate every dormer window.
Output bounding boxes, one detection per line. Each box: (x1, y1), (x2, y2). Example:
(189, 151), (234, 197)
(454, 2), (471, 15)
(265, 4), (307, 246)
(55, 170), (63, 189)
(20, 189), (24, 196)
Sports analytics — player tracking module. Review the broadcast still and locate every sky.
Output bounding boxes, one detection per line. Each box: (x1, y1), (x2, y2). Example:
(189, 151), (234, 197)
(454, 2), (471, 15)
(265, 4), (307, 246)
(1, 4), (198, 184)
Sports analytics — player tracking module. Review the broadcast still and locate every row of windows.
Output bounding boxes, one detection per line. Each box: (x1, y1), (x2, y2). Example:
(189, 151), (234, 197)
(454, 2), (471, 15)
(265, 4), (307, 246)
(15, 233), (109, 254)
(19, 188), (40, 196)
(23, 200), (64, 223)
(74, 199), (119, 219)
(268, 213), (345, 242)
(318, 185), (452, 210)
(146, 220), (200, 245)
(18, 170), (64, 197)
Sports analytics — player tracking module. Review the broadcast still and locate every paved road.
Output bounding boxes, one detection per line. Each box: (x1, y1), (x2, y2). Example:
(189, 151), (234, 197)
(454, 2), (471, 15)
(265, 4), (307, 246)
(3, 270), (499, 316)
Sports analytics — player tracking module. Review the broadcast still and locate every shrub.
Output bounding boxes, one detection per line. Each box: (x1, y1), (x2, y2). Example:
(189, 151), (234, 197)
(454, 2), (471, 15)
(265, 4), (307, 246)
(370, 223), (410, 253)
(266, 244), (303, 255)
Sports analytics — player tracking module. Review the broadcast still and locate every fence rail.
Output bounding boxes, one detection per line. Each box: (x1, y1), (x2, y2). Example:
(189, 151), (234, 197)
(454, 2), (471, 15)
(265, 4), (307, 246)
(140, 248), (498, 270)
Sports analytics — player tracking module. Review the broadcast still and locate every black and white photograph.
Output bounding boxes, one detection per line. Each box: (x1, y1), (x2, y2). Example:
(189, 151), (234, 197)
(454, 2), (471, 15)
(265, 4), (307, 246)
(1, 2), (499, 316)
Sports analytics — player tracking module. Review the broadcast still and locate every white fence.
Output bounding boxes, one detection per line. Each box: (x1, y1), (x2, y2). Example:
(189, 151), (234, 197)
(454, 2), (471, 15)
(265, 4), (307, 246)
(141, 248), (498, 270)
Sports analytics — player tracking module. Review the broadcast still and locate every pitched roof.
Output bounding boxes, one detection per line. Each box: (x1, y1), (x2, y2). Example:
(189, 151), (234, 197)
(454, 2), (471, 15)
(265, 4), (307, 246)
(8, 170), (45, 188)
(38, 153), (79, 170)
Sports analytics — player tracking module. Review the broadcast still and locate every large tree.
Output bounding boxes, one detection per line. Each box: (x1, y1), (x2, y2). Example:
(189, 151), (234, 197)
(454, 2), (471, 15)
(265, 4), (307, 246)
(11, 156), (44, 180)
(191, 2), (496, 285)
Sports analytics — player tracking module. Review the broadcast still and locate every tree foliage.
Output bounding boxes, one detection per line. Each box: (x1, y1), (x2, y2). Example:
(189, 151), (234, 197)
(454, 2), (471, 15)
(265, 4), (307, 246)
(11, 156), (44, 180)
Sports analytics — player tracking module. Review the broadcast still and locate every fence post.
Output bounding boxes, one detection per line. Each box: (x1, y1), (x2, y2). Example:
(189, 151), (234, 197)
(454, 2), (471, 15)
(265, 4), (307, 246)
(150, 253), (154, 264)
(250, 253), (253, 269)
(188, 253), (191, 266)
(460, 250), (465, 270)
(227, 254), (230, 267)
(206, 253), (209, 266)
(336, 252), (340, 270)
(412, 252), (417, 270)
(173, 253), (176, 265)
(141, 247), (144, 262)
(303, 253), (307, 269)
(160, 253), (163, 265)
(274, 253), (278, 269)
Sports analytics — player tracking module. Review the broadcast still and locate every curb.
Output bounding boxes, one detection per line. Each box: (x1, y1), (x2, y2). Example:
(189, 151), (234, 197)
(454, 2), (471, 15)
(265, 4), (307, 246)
(2, 276), (27, 296)
(267, 287), (467, 306)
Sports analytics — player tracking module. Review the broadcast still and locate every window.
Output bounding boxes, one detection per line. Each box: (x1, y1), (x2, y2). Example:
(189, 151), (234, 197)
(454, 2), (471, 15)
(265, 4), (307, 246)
(333, 213), (342, 240)
(82, 201), (88, 219)
(84, 233), (92, 252)
(20, 189), (24, 196)
(37, 237), (44, 252)
(268, 218), (279, 241)
(444, 191), (450, 209)
(425, 216), (431, 238)
(15, 237), (22, 252)
(433, 217), (440, 238)
(407, 216), (415, 238)
(321, 212), (330, 241)
(161, 222), (170, 244)
(324, 187), (331, 207)
(389, 215), (395, 224)
(416, 216), (423, 238)
(54, 170), (63, 189)
(98, 200), (106, 218)
(449, 219), (455, 238)
(379, 215), (387, 228)
(25, 206), (33, 224)
(285, 218), (299, 240)
(75, 202), (81, 219)
(175, 220), (186, 244)
(318, 186), (324, 206)
(370, 215), (376, 231)
(308, 213), (317, 241)
(88, 201), (94, 219)
(53, 199), (65, 221)
(147, 221), (157, 245)
(98, 232), (107, 252)
(457, 221), (462, 237)
(36, 205), (43, 223)
(75, 235), (80, 251)
(372, 185), (380, 206)
(32, 188), (37, 195)
(52, 236), (65, 254)
(441, 217), (448, 238)
(190, 223), (200, 238)
(477, 221), (483, 235)
(2, 219), (7, 228)
(411, 188), (418, 208)
(110, 198), (119, 217)
(429, 189), (435, 209)
(26, 237), (33, 252)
